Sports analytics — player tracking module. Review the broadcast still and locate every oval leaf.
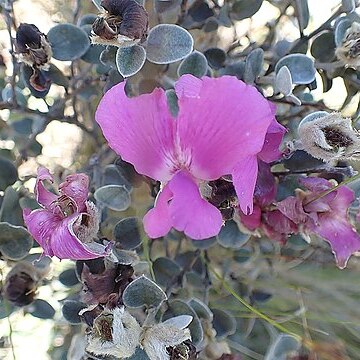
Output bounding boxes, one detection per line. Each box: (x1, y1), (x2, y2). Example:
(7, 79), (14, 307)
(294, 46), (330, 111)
(122, 275), (167, 308)
(153, 257), (181, 288)
(244, 48), (264, 84)
(0, 223), (33, 260)
(48, 23), (90, 61)
(275, 54), (316, 84)
(62, 300), (87, 324)
(113, 217), (142, 250)
(231, 0), (263, 20)
(0, 157), (17, 191)
(275, 66), (293, 96)
(146, 24), (194, 64)
(178, 50), (208, 78)
(28, 299), (55, 319)
(211, 308), (237, 339)
(94, 185), (131, 211)
(264, 334), (300, 360)
(217, 220), (250, 249)
(116, 45), (146, 77)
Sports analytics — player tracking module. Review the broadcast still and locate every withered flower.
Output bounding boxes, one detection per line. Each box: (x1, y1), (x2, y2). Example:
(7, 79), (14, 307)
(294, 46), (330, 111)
(91, 0), (148, 47)
(15, 23), (52, 68)
(335, 22), (360, 67)
(167, 340), (197, 360)
(297, 112), (360, 162)
(3, 262), (44, 307)
(81, 260), (133, 307)
(29, 67), (51, 92)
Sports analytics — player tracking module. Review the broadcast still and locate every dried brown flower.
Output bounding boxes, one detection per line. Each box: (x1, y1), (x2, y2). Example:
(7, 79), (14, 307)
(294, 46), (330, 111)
(336, 22), (360, 67)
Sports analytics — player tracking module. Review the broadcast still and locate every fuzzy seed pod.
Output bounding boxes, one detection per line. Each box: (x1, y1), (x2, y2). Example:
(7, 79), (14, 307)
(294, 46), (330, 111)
(335, 22), (360, 67)
(15, 23), (52, 68)
(297, 112), (360, 162)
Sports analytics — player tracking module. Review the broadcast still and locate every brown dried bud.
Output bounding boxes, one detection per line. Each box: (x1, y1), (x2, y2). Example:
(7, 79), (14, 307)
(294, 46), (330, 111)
(336, 22), (360, 67)
(167, 340), (198, 360)
(81, 260), (133, 307)
(297, 112), (360, 162)
(3, 262), (42, 307)
(29, 67), (51, 92)
(91, 0), (148, 46)
(15, 23), (52, 68)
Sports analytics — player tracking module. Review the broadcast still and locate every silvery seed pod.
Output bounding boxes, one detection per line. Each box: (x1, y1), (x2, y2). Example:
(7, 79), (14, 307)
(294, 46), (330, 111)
(335, 22), (360, 67)
(297, 111), (360, 162)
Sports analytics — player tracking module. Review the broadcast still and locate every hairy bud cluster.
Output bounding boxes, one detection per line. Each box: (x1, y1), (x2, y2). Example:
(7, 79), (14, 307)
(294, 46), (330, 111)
(336, 22), (360, 67)
(297, 112), (360, 162)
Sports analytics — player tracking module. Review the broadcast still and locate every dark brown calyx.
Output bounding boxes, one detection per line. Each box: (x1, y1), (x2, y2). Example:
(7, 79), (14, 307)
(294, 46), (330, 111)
(323, 127), (353, 149)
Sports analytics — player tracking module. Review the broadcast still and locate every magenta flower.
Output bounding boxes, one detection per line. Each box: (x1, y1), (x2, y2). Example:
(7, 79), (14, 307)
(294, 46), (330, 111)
(23, 167), (111, 260)
(277, 177), (360, 268)
(95, 75), (280, 239)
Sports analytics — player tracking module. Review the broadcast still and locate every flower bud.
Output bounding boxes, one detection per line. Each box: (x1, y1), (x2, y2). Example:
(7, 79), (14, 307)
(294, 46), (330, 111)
(297, 111), (360, 162)
(15, 23), (52, 68)
(3, 262), (42, 307)
(91, 0), (148, 47)
(335, 22), (360, 67)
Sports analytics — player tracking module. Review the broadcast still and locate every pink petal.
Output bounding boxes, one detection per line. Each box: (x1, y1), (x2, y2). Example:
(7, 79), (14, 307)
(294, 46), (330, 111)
(168, 171), (223, 239)
(59, 173), (89, 212)
(258, 119), (286, 163)
(143, 185), (173, 238)
(232, 155), (258, 215)
(174, 75), (274, 180)
(50, 213), (111, 260)
(95, 82), (176, 181)
(254, 161), (276, 206)
(239, 204), (261, 231)
(310, 215), (360, 269)
(299, 176), (331, 193)
(23, 208), (58, 257)
(35, 167), (57, 210)
(277, 196), (308, 224)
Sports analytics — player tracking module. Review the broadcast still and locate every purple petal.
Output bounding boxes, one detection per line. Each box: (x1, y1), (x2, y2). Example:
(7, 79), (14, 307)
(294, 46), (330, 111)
(239, 205), (261, 231)
(175, 75), (274, 180)
(95, 82), (176, 181)
(263, 210), (297, 243)
(143, 185), (173, 238)
(310, 215), (360, 269)
(299, 176), (332, 193)
(59, 173), (89, 212)
(168, 171), (223, 239)
(232, 155), (258, 214)
(23, 208), (58, 257)
(35, 167), (57, 210)
(258, 119), (286, 163)
(50, 213), (111, 260)
(277, 196), (308, 224)
(254, 161), (277, 206)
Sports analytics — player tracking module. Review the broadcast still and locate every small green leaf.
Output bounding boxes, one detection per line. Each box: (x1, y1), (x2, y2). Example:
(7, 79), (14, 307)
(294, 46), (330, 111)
(310, 31), (336, 63)
(275, 54), (316, 84)
(264, 334), (300, 360)
(0, 223), (33, 260)
(275, 66), (293, 96)
(294, 0), (309, 32)
(116, 45), (146, 77)
(217, 220), (250, 249)
(204, 47), (226, 70)
(146, 24), (194, 64)
(48, 23), (90, 61)
(153, 257), (181, 288)
(122, 275), (167, 308)
(244, 48), (264, 84)
(342, 0), (356, 13)
(0, 158), (17, 191)
(0, 187), (23, 226)
(59, 268), (79, 287)
(62, 300), (87, 324)
(94, 185), (131, 211)
(78, 14), (97, 27)
(113, 217), (142, 250)
(231, 0), (263, 20)
(178, 51), (208, 78)
(211, 308), (237, 339)
(103, 165), (132, 191)
(189, 298), (213, 321)
(28, 299), (55, 319)
(335, 19), (352, 46)
(81, 24), (104, 64)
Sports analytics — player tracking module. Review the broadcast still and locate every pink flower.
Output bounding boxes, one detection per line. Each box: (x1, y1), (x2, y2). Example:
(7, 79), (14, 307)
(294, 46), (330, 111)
(23, 167), (111, 260)
(277, 177), (360, 268)
(95, 75), (280, 239)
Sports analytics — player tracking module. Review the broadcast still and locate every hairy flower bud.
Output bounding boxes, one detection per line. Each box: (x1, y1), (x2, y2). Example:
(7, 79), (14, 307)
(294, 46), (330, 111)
(297, 112), (360, 162)
(336, 22), (360, 67)
(91, 0), (148, 47)
(15, 23), (52, 68)
(3, 262), (43, 307)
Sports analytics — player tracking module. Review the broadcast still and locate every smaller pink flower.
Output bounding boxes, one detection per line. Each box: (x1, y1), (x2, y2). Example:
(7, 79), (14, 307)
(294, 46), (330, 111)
(277, 177), (360, 268)
(23, 167), (111, 260)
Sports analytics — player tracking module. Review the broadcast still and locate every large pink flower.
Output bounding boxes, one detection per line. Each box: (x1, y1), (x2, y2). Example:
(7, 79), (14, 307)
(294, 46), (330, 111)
(95, 75), (280, 239)
(23, 167), (111, 260)
(277, 177), (360, 268)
